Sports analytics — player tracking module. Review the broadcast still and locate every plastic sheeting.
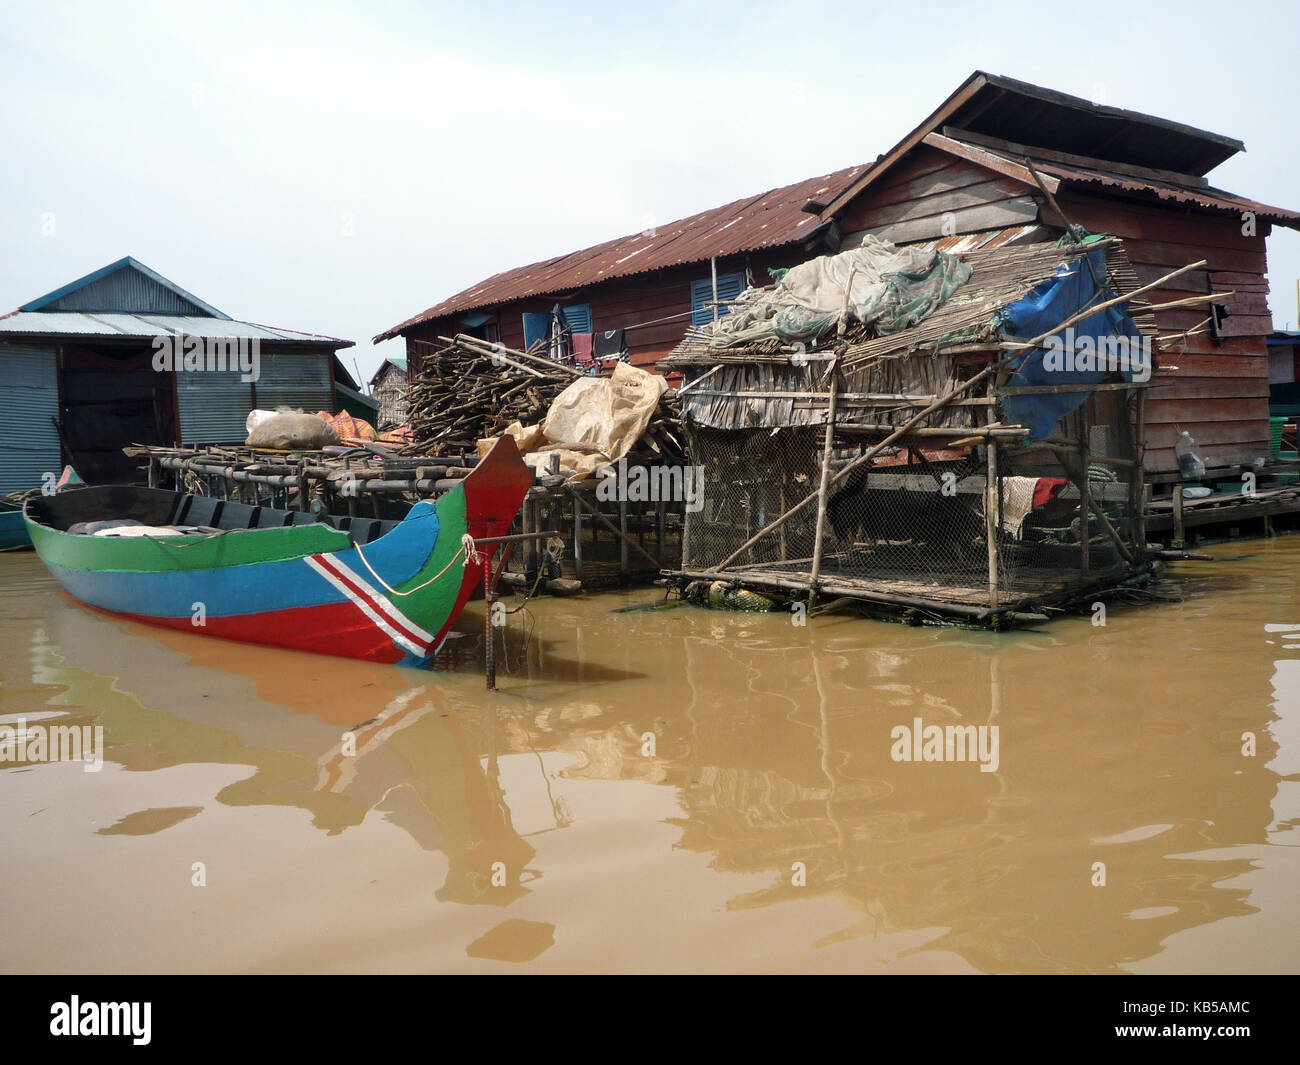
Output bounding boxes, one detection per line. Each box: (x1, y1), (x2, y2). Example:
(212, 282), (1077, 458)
(996, 242), (1145, 440)
(704, 235), (971, 348)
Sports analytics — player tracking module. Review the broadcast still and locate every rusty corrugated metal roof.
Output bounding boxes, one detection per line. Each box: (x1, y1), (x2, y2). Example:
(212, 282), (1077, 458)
(375, 163), (869, 342)
(979, 148), (1300, 226)
(909, 224), (1046, 255)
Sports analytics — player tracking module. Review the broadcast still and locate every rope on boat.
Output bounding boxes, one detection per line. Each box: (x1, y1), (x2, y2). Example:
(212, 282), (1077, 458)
(142, 521), (482, 596)
(461, 533), (480, 567)
(139, 528), (233, 547)
(350, 532), (481, 597)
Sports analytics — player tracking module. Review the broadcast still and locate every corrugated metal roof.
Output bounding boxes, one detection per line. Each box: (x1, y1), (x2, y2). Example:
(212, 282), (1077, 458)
(954, 72), (1243, 176)
(909, 224), (1046, 255)
(374, 163), (869, 341)
(0, 311), (352, 346)
(978, 147), (1300, 226)
(20, 256), (230, 318)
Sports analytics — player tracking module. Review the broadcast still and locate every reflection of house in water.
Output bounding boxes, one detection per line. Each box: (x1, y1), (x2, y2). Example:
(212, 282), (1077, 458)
(20, 582), (1293, 972)
(516, 624), (1281, 974)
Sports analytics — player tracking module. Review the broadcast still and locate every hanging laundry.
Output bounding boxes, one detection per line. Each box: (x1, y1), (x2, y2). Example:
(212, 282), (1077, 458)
(572, 332), (595, 366)
(594, 328), (627, 360)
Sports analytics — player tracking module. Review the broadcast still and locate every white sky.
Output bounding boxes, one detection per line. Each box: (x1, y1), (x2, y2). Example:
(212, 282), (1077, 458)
(2, 0), (1298, 385)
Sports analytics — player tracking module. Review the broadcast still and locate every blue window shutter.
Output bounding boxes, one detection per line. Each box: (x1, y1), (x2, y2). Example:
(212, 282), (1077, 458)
(691, 272), (745, 327)
(562, 303), (592, 335)
(522, 313), (550, 351)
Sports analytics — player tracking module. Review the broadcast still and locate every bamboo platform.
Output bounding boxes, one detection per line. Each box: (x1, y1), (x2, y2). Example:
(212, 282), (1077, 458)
(133, 442), (685, 595)
(670, 561), (1139, 623)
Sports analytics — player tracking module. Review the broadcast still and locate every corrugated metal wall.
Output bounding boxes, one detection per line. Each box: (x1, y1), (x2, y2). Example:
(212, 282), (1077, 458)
(43, 266), (207, 315)
(255, 351), (332, 413)
(1, 343), (61, 493)
(176, 369), (251, 444)
(175, 352), (334, 443)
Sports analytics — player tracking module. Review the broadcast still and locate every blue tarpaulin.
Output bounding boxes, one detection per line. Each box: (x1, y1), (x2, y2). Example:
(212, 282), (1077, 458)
(996, 243), (1146, 440)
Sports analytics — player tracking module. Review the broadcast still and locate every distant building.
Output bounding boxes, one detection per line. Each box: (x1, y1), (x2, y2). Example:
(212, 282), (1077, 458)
(368, 357), (408, 430)
(1268, 331), (1300, 418)
(0, 257), (352, 490)
(332, 359), (381, 424)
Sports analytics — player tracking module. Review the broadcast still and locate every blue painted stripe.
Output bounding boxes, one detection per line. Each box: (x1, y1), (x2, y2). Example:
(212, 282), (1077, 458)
(46, 502), (440, 619)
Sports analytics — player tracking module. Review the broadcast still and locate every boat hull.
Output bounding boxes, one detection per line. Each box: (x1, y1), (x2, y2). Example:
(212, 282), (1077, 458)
(25, 437), (533, 666)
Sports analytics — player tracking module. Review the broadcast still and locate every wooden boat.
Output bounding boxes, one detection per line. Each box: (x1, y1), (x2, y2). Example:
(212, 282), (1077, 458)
(24, 436), (533, 667)
(0, 499), (32, 551)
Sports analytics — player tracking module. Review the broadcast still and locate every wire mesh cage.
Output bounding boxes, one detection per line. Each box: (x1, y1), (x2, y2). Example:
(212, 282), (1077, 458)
(681, 383), (1144, 615)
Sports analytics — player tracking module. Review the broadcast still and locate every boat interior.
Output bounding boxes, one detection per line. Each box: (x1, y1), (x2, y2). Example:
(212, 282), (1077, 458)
(26, 486), (402, 546)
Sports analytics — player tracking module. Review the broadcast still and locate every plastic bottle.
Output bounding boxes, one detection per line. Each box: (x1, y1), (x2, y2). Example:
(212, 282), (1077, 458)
(1175, 430), (1206, 479)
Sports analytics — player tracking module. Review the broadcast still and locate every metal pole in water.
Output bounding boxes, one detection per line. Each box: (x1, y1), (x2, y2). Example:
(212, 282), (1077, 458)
(484, 562), (496, 691)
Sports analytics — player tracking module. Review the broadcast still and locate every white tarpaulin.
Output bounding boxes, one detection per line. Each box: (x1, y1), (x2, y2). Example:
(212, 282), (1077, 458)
(478, 361), (668, 481)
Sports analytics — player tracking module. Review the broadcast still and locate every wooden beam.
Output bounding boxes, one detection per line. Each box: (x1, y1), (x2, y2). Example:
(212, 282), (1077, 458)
(940, 126), (1212, 190)
(921, 133), (1056, 192)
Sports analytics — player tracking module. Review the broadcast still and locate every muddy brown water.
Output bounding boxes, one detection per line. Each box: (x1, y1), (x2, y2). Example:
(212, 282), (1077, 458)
(1, 542), (1297, 974)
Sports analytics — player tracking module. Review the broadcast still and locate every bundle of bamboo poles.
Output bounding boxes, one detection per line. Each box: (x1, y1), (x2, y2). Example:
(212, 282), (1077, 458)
(402, 334), (687, 464)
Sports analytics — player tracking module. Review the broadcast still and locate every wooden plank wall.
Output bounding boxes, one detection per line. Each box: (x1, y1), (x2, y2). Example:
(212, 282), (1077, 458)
(402, 249), (797, 378)
(838, 147), (1038, 246)
(1052, 192), (1273, 473)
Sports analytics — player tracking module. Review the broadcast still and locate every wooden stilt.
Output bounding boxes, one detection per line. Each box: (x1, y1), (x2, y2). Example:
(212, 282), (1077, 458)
(523, 494), (538, 578)
(568, 488), (661, 570)
(573, 499), (583, 580)
(618, 495), (629, 574)
(656, 500), (666, 566)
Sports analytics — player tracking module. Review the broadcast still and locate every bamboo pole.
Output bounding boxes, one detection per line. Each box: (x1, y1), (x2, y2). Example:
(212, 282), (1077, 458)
(986, 398), (1000, 609)
(1133, 388), (1149, 554)
(675, 364), (724, 397)
(809, 368), (840, 597)
(1080, 404), (1091, 574)
(994, 261), (1209, 352)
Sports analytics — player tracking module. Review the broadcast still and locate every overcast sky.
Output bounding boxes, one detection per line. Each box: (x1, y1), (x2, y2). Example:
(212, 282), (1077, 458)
(2, 0), (1297, 385)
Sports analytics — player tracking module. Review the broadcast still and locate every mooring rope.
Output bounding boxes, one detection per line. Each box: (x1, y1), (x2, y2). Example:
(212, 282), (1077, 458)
(349, 532), (481, 597)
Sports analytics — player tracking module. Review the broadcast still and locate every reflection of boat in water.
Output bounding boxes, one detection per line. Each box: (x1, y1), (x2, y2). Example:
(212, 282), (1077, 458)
(24, 437), (532, 666)
(31, 595), (539, 904)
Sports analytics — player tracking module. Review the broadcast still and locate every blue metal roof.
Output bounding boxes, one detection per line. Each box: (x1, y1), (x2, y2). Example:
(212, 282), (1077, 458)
(19, 256), (230, 318)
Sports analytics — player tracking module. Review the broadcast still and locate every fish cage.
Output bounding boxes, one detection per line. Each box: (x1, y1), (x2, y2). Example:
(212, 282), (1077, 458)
(660, 235), (1215, 625)
(676, 378), (1147, 623)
